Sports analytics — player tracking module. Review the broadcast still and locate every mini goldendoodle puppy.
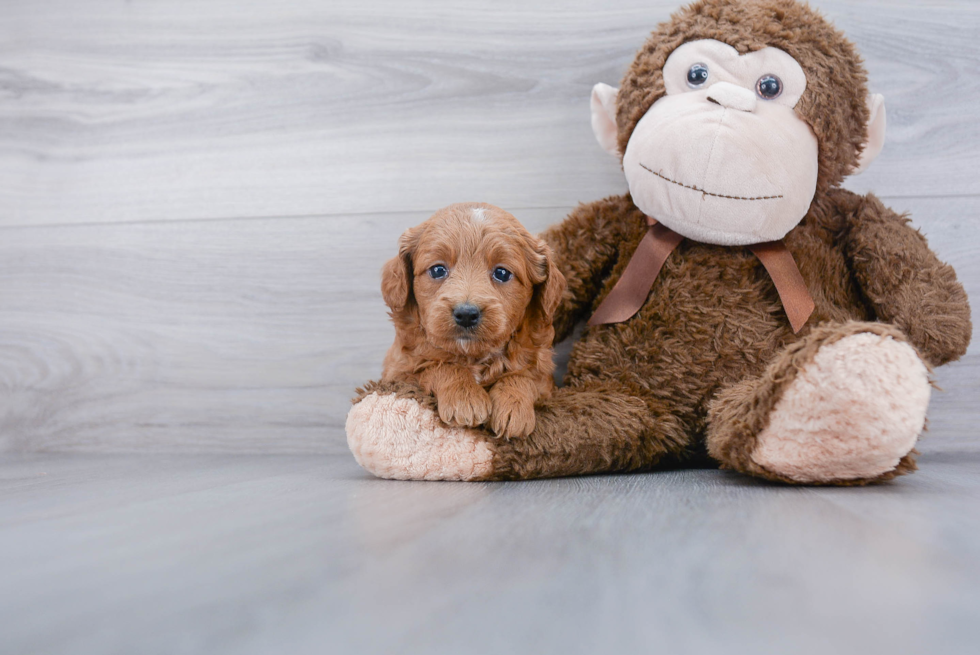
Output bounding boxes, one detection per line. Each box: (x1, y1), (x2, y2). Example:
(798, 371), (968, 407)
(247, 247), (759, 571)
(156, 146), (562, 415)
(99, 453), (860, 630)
(379, 202), (565, 438)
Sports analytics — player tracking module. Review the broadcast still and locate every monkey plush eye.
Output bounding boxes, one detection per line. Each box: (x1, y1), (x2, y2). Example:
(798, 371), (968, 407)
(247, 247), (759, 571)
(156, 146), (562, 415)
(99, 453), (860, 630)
(756, 75), (783, 99)
(686, 63), (710, 88)
(428, 264), (448, 280)
(492, 267), (512, 283)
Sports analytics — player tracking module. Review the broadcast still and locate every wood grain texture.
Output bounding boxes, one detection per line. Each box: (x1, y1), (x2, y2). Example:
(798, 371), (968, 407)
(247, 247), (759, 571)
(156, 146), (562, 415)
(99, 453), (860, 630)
(0, 0), (978, 227)
(2, 452), (979, 655)
(0, 206), (564, 453)
(0, 0), (977, 454)
(0, 198), (975, 454)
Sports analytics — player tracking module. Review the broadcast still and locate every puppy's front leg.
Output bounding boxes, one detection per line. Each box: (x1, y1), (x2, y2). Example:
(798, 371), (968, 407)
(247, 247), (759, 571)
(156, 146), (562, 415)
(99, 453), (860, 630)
(488, 374), (538, 439)
(420, 364), (492, 428)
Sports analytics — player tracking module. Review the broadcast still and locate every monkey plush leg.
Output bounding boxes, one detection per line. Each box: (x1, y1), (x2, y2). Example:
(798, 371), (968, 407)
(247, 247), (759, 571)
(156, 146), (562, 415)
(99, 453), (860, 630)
(346, 380), (688, 481)
(706, 321), (931, 485)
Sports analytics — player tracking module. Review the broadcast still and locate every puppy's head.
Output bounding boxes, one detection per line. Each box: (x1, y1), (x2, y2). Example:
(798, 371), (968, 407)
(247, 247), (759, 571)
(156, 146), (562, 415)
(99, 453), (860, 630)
(381, 203), (565, 357)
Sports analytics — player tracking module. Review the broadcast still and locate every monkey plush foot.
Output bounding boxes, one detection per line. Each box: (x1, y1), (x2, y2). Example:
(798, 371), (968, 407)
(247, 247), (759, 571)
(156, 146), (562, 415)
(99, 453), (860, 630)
(750, 332), (930, 483)
(346, 392), (494, 481)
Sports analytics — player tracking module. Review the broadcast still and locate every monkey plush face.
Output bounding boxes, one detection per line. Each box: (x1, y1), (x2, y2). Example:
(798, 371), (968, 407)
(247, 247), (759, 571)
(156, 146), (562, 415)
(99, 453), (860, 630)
(624, 39), (817, 245)
(591, 0), (887, 246)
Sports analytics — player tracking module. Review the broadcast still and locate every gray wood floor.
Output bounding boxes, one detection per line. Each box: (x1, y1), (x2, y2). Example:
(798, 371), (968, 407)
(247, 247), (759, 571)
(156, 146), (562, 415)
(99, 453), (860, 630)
(1, 1), (979, 653)
(3, 451), (980, 655)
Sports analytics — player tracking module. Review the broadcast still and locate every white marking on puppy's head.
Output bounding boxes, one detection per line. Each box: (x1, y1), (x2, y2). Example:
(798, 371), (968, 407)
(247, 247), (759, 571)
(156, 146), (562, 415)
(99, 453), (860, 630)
(470, 207), (486, 223)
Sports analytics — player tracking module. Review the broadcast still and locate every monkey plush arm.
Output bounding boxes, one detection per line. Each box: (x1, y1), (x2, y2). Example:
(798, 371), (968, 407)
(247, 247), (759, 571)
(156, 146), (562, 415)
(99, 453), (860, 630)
(541, 195), (633, 342)
(840, 191), (972, 366)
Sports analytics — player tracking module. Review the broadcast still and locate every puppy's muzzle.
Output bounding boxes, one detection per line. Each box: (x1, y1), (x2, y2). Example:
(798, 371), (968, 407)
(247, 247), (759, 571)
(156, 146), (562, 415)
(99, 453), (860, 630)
(453, 303), (481, 329)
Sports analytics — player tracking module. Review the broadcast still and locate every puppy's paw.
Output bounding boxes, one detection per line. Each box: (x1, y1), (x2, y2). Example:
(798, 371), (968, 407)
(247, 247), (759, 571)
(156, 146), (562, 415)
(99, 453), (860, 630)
(437, 384), (492, 428)
(489, 389), (536, 439)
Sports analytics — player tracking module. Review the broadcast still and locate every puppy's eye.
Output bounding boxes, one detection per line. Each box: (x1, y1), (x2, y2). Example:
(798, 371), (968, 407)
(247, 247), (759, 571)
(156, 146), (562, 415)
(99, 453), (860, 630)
(428, 265), (448, 280)
(687, 63), (709, 88)
(492, 267), (512, 283)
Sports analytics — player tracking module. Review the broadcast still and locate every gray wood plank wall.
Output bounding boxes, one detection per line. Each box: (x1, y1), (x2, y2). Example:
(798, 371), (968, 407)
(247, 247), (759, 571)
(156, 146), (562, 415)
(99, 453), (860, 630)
(1, 0), (977, 453)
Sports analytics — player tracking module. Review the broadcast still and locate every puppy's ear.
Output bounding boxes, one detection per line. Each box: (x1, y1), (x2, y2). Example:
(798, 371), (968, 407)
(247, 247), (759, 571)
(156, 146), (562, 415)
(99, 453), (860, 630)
(537, 251), (566, 322)
(381, 225), (423, 311)
(525, 236), (566, 324)
(380, 256), (410, 310)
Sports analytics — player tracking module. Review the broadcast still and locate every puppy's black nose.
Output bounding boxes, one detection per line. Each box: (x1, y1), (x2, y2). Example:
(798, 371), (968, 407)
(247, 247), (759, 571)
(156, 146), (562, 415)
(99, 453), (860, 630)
(453, 303), (481, 329)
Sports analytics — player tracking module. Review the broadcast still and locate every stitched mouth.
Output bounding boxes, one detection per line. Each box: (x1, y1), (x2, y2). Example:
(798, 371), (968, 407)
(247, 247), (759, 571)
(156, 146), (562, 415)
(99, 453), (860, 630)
(640, 163), (782, 201)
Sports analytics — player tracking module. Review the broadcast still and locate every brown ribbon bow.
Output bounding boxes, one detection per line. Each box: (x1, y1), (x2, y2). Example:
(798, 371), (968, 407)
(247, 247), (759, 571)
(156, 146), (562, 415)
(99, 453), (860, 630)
(588, 216), (814, 333)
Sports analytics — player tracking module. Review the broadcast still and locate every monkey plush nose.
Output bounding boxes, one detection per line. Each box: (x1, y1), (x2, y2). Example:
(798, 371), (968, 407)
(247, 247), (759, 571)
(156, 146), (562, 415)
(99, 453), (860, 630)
(706, 81), (757, 112)
(453, 304), (481, 328)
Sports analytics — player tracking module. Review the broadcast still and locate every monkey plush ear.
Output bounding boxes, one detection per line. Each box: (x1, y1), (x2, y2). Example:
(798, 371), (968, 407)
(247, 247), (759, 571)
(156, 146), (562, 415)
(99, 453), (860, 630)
(591, 83), (620, 157)
(853, 93), (887, 175)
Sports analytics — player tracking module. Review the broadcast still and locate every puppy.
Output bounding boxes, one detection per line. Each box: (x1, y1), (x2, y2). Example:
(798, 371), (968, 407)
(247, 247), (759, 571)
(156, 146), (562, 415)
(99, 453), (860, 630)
(380, 203), (566, 438)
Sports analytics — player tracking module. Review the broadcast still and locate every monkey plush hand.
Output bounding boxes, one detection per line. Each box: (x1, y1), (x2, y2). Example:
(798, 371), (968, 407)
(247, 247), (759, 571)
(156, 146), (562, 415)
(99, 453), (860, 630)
(347, 0), (971, 485)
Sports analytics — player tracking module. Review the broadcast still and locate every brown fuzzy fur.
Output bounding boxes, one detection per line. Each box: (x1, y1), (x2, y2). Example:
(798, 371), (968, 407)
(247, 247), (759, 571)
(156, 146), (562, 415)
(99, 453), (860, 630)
(485, 186), (968, 482)
(380, 203), (565, 438)
(356, 0), (971, 484)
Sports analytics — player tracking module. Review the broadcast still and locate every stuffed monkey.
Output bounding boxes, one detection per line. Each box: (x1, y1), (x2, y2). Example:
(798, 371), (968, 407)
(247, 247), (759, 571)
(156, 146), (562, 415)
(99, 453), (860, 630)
(347, 0), (971, 485)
